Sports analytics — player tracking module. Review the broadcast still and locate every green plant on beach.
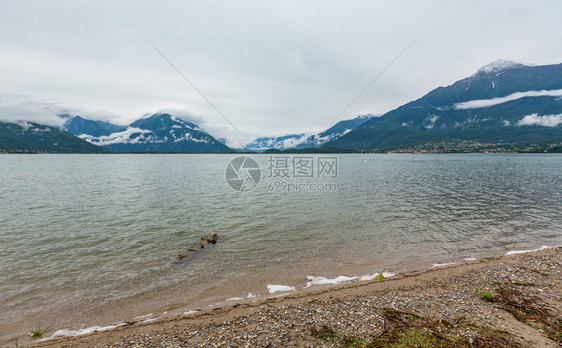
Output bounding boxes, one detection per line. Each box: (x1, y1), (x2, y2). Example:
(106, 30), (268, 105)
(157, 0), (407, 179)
(375, 273), (386, 280)
(481, 290), (495, 302)
(406, 313), (420, 321)
(475, 287), (495, 302)
(30, 324), (42, 340)
(342, 334), (367, 347)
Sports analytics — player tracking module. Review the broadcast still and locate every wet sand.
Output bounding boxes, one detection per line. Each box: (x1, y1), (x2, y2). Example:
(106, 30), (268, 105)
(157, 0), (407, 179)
(24, 246), (561, 347)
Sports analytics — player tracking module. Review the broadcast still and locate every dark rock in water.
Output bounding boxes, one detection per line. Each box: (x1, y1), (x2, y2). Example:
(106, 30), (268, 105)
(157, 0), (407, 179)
(203, 233), (218, 245)
(176, 233), (218, 262)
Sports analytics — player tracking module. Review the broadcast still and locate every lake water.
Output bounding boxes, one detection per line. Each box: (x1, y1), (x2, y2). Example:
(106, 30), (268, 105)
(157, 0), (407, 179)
(1, 153), (561, 343)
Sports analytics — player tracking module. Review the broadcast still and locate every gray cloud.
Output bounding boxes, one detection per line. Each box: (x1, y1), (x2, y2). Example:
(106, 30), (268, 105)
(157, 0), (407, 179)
(0, 93), (122, 126)
(0, 94), (69, 126)
(1, 1), (562, 146)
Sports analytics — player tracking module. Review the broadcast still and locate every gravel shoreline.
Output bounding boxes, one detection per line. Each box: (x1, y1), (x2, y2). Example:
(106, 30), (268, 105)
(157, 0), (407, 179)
(25, 246), (561, 347)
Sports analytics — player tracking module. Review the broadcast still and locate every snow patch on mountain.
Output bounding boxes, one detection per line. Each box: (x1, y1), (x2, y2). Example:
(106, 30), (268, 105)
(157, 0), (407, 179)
(172, 132), (211, 143)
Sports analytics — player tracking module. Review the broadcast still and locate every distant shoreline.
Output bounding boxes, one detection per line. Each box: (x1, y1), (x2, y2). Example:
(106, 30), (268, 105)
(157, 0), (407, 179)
(2, 150), (562, 155)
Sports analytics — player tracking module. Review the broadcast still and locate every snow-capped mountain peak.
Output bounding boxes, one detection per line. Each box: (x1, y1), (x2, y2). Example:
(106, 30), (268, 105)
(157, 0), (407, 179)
(475, 60), (526, 75)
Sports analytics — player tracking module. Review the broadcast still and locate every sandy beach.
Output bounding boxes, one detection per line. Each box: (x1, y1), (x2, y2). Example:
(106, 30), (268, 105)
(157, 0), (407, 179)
(20, 246), (560, 347)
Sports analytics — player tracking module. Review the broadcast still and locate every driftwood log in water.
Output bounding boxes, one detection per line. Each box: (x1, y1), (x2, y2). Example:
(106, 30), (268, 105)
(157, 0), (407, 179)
(176, 233), (218, 262)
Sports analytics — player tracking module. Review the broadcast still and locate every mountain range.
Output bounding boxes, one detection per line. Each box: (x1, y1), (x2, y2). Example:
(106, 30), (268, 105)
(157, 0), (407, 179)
(244, 115), (375, 151)
(64, 112), (374, 153)
(327, 60), (562, 150)
(64, 115), (126, 137)
(0, 121), (110, 153)
(63, 113), (231, 153)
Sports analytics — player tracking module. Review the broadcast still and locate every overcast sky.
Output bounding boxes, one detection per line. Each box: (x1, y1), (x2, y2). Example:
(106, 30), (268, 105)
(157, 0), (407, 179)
(1, 1), (561, 146)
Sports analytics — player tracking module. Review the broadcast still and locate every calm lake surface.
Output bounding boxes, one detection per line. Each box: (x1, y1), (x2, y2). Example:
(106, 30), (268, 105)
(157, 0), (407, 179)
(1, 153), (561, 342)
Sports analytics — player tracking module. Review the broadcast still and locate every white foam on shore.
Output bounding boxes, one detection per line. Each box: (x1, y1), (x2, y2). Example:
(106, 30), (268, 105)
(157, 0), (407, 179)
(267, 284), (296, 293)
(359, 272), (395, 281)
(184, 310), (200, 315)
(226, 297), (243, 301)
(133, 313), (153, 320)
(464, 258), (477, 261)
(247, 293), (257, 298)
(505, 245), (550, 256)
(305, 275), (356, 287)
(133, 313), (159, 323)
(432, 261), (457, 268)
(39, 323), (127, 341)
(141, 317), (158, 324)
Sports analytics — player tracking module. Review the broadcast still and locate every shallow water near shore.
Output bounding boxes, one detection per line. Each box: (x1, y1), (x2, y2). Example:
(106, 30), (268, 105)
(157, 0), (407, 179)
(1, 153), (561, 343)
